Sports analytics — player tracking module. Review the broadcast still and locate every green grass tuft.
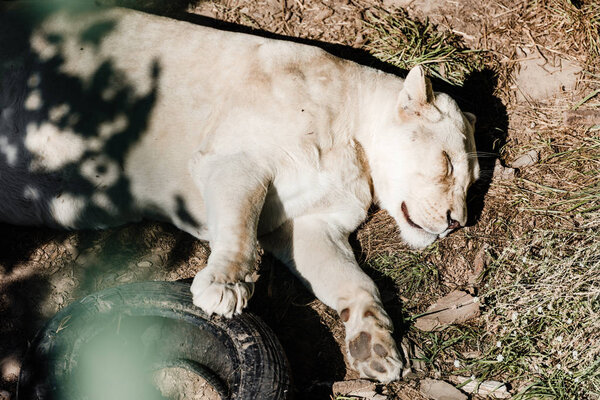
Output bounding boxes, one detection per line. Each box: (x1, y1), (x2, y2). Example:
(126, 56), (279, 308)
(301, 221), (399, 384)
(366, 246), (440, 308)
(363, 8), (485, 85)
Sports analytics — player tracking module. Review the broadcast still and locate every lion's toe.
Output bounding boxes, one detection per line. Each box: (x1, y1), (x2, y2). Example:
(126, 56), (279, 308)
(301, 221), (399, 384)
(191, 272), (254, 318)
(347, 329), (403, 383)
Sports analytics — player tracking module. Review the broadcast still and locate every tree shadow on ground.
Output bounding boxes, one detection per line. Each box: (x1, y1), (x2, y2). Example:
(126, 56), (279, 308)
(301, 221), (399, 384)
(0, 2), (186, 391)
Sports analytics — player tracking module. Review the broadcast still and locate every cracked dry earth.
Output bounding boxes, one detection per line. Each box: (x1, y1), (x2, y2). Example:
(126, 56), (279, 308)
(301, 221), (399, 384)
(1, 0), (597, 399)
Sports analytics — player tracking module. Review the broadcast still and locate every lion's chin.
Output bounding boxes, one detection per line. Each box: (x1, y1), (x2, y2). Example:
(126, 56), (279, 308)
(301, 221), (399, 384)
(398, 224), (438, 249)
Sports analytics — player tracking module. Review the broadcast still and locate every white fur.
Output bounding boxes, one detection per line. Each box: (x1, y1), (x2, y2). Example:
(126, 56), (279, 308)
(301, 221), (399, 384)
(0, 5), (479, 383)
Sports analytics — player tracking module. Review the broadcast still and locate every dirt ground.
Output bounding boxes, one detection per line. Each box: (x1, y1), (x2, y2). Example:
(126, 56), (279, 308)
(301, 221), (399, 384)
(1, 0), (599, 399)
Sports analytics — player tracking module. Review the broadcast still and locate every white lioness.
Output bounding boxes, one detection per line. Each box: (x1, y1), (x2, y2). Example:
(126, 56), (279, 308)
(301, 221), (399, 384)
(0, 4), (479, 383)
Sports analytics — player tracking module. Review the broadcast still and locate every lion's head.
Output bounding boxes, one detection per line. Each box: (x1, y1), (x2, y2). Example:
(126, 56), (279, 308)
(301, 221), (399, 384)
(367, 66), (479, 249)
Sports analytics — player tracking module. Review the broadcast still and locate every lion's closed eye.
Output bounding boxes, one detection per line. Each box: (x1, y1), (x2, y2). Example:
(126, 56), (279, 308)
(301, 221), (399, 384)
(442, 151), (453, 177)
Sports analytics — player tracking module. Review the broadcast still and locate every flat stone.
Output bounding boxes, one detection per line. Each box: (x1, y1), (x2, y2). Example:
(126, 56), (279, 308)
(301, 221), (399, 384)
(383, 0), (444, 14)
(510, 150), (539, 169)
(351, 390), (387, 400)
(333, 379), (387, 399)
(564, 109), (600, 126)
(420, 379), (467, 400)
(469, 245), (488, 285)
(333, 379), (376, 395)
(493, 160), (516, 180)
(452, 376), (511, 398)
(414, 291), (480, 332)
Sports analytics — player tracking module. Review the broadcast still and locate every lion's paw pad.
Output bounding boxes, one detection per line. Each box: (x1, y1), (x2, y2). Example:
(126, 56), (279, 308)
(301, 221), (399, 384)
(191, 275), (254, 318)
(347, 330), (402, 383)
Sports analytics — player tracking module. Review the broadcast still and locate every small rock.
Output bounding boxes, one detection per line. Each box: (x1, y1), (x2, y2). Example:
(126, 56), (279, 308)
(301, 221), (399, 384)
(452, 376), (511, 398)
(420, 379), (467, 400)
(469, 245), (488, 285)
(414, 291), (480, 332)
(332, 379), (387, 399)
(382, 0), (412, 7)
(1, 356), (20, 383)
(332, 379), (376, 395)
(564, 109), (600, 126)
(510, 150), (539, 169)
(136, 260), (153, 268)
(193, 5), (217, 19)
(265, 0), (282, 13)
(493, 160), (516, 180)
(461, 350), (483, 359)
(353, 391), (386, 400)
(314, 7), (334, 22)
(401, 338), (426, 378)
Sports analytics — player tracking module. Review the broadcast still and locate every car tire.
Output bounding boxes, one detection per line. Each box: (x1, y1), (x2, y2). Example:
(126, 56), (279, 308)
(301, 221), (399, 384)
(17, 281), (291, 400)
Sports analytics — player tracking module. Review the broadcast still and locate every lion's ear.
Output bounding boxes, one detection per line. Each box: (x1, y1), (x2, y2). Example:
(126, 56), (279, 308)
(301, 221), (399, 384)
(464, 112), (477, 129)
(398, 65), (433, 111)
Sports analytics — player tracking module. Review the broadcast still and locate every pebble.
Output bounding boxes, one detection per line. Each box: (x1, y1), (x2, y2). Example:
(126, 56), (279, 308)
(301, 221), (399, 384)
(493, 160), (516, 180)
(451, 376), (511, 398)
(510, 150), (539, 169)
(332, 379), (376, 394)
(420, 379), (467, 400)
(414, 291), (480, 332)
(332, 379), (386, 399)
(136, 260), (152, 268)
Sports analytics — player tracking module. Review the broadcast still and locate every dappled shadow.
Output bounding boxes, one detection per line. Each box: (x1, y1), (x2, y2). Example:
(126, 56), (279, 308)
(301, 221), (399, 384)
(0, 3), (169, 391)
(0, 3), (162, 230)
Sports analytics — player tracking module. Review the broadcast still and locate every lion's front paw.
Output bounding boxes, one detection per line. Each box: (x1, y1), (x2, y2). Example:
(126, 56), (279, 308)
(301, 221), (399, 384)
(190, 269), (254, 318)
(343, 305), (403, 383)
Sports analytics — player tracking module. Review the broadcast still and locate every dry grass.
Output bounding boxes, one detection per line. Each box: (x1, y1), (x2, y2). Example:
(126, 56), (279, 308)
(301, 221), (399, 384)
(358, 4), (600, 398)
(478, 122), (600, 397)
(547, 0), (600, 64)
(481, 224), (600, 398)
(399, 115), (600, 399)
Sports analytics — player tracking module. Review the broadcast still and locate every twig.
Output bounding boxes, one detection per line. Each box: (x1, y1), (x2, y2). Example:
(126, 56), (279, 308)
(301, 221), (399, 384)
(525, 27), (548, 65)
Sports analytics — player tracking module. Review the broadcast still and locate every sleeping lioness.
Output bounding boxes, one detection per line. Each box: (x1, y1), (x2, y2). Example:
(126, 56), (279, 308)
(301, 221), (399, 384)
(0, 3), (479, 383)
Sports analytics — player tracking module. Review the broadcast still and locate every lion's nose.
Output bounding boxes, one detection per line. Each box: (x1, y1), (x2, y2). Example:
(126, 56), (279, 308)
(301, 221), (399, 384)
(447, 210), (461, 230)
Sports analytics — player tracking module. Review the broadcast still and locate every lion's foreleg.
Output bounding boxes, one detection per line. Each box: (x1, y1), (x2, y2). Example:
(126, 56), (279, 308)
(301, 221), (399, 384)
(189, 151), (271, 317)
(261, 217), (403, 383)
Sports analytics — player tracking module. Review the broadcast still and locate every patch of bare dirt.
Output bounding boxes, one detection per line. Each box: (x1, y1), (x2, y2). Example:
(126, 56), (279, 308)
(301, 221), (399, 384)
(153, 367), (222, 399)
